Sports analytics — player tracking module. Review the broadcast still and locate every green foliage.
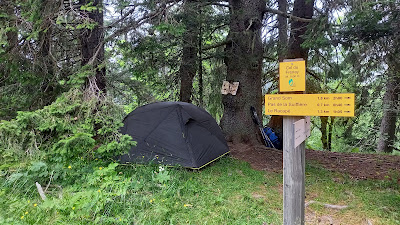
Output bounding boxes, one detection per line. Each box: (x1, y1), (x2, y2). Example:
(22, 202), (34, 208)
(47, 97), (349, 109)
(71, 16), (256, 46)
(0, 84), (137, 222)
(1, 157), (399, 224)
(80, 2), (103, 13)
(0, 157), (282, 224)
(66, 67), (94, 88)
(154, 22), (185, 36)
(75, 21), (98, 30)
(152, 166), (171, 184)
(340, 2), (394, 43)
(52, 133), (96, 162)
(0, 88), (134, 168)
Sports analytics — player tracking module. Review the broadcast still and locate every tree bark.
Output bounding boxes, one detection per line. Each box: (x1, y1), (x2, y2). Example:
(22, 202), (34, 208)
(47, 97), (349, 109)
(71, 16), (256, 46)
(79, 0), (106, 94)
(277, 0), (288, 62)
(321, 116), (334, 151)
(376, 3), (400, 154)
(268, 0), (314, 143)
(179, 0), (199, 103)
(321, 116), (328, 150)
(38, 0), (55, 79)
(267, 0), (288, 145)
(220, 0), (265, 144)
(328, 117), (334, 151)
(198, 14), (204, 107)
(287, 0), (314, 60)
(35, 0), (59, 105)
(377, 71), (400, 153)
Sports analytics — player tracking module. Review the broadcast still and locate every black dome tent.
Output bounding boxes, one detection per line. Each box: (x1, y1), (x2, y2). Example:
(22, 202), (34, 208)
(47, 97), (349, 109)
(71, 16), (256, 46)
(119, 102), (229, 169)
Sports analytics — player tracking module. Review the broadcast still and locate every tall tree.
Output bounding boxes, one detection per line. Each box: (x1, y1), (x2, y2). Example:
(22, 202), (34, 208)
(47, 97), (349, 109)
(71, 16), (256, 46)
(377, 56), (400, 153)
(79, 0), (106, 95)
(0, 0), (68, 119)
(376, 2), (400, 153)
(220, 0), (266, 144)
(277, 0), (288, 61)
(268, 0), (315, 144)
(287, 0), (315, 60)
(179, 0), (200, 103)
(339, 1), (399, 153)
(37, 0), (56, 97)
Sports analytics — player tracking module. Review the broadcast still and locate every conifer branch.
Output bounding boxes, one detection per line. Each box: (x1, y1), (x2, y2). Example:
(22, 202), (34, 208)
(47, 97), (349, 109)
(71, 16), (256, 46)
(264, 7), (313, 23)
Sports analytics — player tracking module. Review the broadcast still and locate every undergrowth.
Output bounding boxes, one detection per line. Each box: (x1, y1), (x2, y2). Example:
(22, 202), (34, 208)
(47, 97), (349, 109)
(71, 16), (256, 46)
(0, 87), (135, 223)
(0, 88), (399, 224)
(0, 157), (283, 224)
(1, 156), (399, 224)
(0, 88), (134, 168)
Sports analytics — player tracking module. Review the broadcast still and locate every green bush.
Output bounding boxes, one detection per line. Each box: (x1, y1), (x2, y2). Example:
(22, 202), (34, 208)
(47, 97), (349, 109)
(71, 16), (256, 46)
(0, 88), (135, 179)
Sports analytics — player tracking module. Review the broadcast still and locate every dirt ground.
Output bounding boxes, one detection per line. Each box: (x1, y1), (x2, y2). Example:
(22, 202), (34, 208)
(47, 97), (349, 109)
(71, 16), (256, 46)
(229, 143), (400, 224)
(228, 142), (400, 180)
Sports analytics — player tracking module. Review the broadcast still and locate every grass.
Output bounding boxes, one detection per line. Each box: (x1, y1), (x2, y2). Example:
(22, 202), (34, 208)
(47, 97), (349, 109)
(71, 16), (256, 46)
(0, 157), (399, 224)
(305, 163), (400, 224)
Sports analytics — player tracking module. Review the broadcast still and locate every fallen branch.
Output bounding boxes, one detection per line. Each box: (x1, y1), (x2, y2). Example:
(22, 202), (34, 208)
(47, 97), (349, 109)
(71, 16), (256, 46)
(35, 182), (47, 201)
(324, 203), (349, 210)
(305, 200), (348, 210)
(44, 171), (54, 192)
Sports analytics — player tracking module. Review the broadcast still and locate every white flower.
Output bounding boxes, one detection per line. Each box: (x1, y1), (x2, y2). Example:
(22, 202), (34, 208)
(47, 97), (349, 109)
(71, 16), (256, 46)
(159, 166), (165, 172)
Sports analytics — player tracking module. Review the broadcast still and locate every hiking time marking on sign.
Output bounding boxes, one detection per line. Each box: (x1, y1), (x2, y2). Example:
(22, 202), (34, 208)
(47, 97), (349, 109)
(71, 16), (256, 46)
(279, 60), (306, 92)
(265, 93), (355, 117)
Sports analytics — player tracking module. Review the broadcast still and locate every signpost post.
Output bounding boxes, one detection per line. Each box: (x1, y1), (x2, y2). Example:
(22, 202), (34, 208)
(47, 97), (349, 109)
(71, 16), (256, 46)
(266, 59), (355, 225)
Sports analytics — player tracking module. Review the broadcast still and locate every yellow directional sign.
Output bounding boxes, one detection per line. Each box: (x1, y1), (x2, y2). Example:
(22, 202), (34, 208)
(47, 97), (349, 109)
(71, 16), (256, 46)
(265, 93), (355, 117)
(279, 60), (306, 92)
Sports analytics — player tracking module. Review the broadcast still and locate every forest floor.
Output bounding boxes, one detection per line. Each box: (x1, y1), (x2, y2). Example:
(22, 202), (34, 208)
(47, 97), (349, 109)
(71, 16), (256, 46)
(228, 142), (400, 180)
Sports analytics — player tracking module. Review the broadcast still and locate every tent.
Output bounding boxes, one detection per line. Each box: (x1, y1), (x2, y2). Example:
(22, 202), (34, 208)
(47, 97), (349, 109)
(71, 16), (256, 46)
(119, 102), (229, 169)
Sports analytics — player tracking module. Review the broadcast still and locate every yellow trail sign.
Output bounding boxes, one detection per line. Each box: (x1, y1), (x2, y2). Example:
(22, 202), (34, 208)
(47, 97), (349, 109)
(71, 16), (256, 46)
(279, 60), (306, 92)
(265, 93), (355, 117)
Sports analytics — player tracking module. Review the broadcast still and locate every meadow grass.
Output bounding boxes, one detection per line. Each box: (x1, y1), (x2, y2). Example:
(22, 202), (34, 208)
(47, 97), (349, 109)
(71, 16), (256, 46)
(0, 157), (398, 224)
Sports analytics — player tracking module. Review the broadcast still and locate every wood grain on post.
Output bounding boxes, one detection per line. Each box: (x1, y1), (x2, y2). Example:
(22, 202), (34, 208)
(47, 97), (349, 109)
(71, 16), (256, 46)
(283, 116), (305, 225)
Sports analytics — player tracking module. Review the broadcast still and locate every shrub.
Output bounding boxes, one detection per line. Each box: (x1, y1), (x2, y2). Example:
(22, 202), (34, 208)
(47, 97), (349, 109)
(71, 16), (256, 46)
(0, 88), (135, 175)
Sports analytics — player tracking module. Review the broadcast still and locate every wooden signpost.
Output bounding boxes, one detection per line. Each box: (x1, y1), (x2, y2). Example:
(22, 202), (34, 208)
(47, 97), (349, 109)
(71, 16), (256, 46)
(265, 59), (355, 225)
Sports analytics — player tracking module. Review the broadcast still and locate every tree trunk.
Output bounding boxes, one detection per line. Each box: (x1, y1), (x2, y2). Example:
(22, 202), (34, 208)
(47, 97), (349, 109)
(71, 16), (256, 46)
(179, 0), (199, 103)
(277, 0), (288, 61)
(38, 0), (55, 81)
(321, 116), (328, 150)
(268, 0), (288, 144)
(328, 116), (334, 151)
(36, 1), (58, 106)
(220, 0), (265, 144)
(377, 71), (400, 153)
(377, 3), (400, 153)
(79, 0), (106, 94)
(268, 0), (314, 143)
(198, 20), (204, 107)
(287, 0), (314, 60)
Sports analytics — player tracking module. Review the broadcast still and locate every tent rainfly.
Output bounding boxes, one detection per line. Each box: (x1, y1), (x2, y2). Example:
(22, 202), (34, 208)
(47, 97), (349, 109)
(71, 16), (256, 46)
(119, 102), (229, 169)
